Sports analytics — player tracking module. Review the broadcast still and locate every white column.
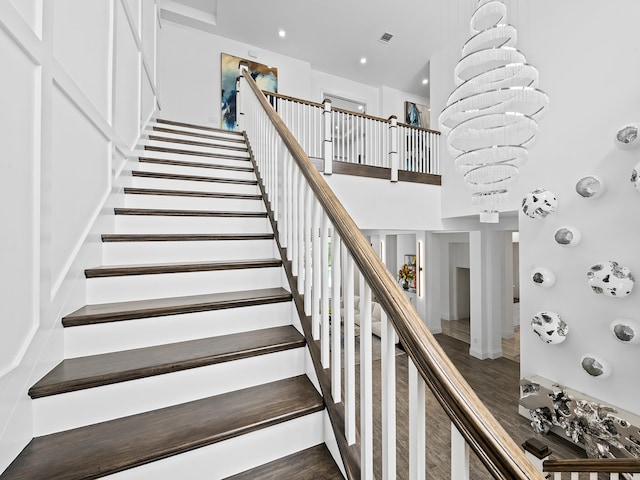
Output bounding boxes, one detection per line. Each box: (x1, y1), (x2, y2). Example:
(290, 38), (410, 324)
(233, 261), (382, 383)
(502, 232), (515, 339)
(389, 115), (398, 182)
(424, 232), (442, 334)
(469, 230), (506, 360)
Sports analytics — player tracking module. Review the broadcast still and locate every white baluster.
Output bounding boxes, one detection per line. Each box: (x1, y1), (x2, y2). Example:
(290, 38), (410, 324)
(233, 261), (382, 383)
(589, 473), (597, 480)
(323, 99), (333, 175)
(286, 155), (293, 258)
(291, 163), (299, 276)
(389, 115), (398, 182)
(312, 198), (321, 340)
(331, 231), (342, 402)
(297, 170), (305, 293)
(409, 358), (426, 480)
(360, 277), (373, 479)
(321, 214), (330, 368)
(451, 424), (470, 480)
(304, 186), (313, 315)
(553, 473), (561, 480)
(610, 473), (620, 480)
(381, 308), (396, 480)
(570, 473), (579, 480)
(344, 250), (356, 445)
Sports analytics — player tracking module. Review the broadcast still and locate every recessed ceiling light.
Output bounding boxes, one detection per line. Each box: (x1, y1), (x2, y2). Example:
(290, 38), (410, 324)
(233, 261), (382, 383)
(360, 57), (367, 64)
(358, 105), (364, 110)
(278, 29), (286, 38)
(422, 78), (429, 85)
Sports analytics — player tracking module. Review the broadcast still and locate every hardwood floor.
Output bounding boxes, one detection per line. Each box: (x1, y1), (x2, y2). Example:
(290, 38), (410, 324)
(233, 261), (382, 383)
(360, 329), (586, 479)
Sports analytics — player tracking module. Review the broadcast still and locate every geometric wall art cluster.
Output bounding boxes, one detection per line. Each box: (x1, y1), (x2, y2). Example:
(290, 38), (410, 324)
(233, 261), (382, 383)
(520, 376), (640, 459)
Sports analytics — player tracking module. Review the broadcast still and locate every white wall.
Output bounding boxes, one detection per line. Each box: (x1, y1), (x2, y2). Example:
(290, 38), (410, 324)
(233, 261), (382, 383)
(310, 70), (380, 115)
(380, 85), (430, 126)
(432, 0), (640, 413)
(158, 21), (312, 128)
(0, 1), (158, 471)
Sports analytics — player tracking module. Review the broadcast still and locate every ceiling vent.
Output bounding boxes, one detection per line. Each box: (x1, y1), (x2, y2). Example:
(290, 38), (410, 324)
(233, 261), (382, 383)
(379, 32), (394, 43)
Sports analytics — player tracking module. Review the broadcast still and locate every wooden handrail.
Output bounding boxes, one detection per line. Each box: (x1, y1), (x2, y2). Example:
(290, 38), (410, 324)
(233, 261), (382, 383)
(544, 458), (640, 473)
(262, 89), (442, 135)
(244, 70), (542, 479)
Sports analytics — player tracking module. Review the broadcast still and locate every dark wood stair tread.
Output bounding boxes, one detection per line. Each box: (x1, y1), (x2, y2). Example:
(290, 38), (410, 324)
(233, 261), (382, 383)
(102, 233), (274, 242)
(85, 258), (282, 278)
(132, 170), (257, 185)
(225, 444), (344, 479)
(156, 118), (244, 135)
(124, 187), (262, 200)
(148, 135), (248, 152)
(144, 145), (249, 161)
(5, 376), (322, 479)
(138, 156), (254, 172)
(114, 207), (267, 217)
(29, 326), (304, 398)
(62, 287), (292, 327)
(152, 126), (246, 143)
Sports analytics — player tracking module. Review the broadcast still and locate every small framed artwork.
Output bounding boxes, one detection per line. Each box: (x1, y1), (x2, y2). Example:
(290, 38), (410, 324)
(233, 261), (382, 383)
(404, 101), (430, 129)
(404, 254), (417, 289)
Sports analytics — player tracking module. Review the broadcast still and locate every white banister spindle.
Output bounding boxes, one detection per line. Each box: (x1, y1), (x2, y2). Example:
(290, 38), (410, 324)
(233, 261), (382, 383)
(589, 473), (597, 480)
(291, 163), (299, 276)
(321, 214), (330, 368)
(360, 277), (374, 479)
(381, 308), (396, 480)
(303, 185), (313, 315)
(279, 151), (288, 248)
(610, 473), (619, 480)
(323, 99), (333, 174)
(331, 231), (342, 402)
(409, 359), (426, 480)
(389, 115), (398, 182)
(344, 250), (356, 445)
(286, 155), (294, 258)
(570, 473), (579, 480)
(553, 473), (561, 480)
(311, 198), (321, 340)
(296, 170), (305, 293)
(451, 424), (470, 480)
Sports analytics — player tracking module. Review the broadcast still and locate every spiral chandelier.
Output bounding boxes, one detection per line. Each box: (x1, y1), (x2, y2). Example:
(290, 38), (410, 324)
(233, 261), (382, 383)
(439, 0), (549, 223)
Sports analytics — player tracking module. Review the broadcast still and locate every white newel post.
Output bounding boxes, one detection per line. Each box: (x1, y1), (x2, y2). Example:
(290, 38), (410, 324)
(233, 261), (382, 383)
(237, 61), (249, 131)
(322, 98), (333, 174)
(389, 115), (398, 182)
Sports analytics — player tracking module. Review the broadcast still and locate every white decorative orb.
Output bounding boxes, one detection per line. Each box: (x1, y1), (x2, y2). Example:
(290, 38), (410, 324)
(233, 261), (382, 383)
(531, 267), (556, 288)
(610, 319), (640, 344)
(616, 124), (639, 148)
(631, 162), (640, 192)
(587, 261), (635, 298)
(580, 354), (610, 378)
(575, 175), (604, 198)
(531, 311), (568, 344)
(554, 226), (581, 247)
(522, 189), (558, 218)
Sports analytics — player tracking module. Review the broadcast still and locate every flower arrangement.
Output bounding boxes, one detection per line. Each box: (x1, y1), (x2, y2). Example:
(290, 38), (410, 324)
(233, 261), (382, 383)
(398, 263), (415, 289)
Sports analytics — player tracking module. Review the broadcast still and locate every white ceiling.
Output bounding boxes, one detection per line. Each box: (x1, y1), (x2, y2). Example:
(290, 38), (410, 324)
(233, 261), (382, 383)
(167, 0), (478, 99)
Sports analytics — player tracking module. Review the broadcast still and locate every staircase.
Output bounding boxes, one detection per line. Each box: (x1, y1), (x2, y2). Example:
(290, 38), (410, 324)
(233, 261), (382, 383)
(1, 119), (343, 479)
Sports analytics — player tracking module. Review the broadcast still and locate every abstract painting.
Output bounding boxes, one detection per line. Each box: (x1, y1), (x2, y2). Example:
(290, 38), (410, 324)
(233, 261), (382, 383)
(221, 53), (278, 131)
(404, 101), (430, 129)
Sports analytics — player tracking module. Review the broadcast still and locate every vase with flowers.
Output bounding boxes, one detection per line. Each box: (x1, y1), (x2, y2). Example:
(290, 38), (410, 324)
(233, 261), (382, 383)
(398, 263), (414, 290)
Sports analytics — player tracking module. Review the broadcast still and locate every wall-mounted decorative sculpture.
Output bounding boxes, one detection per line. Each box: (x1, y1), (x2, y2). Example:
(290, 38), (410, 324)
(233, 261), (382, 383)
(531, 311), (568, 344)
(576, 175), (605, 198)
(581, 355), (610, 378)
(631, 162), (640, 192)
(554, 226), (581, 247)
(610, 319), (640, 344)
(438, 0), (549, 223)
(587, 261), (635, 298)
(522, 189), (558, 218)
(530, 267), (556, 287)
(520, 376), (640, 458)
(616, 124), (639, 148)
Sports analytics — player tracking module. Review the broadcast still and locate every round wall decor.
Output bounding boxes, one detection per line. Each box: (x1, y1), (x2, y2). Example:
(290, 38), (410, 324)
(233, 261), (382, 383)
(580, 355), (610, 378)
(531, 267), (556, 287)
(631, 162), (640, 192)
(616, 124), (639, 148)
(531, 311), (568, 344)
(587, 261), (635, 298)
(554, 226), (581, 247)
(522, 189), (558, 219)
(575, 175), (604, 198)
(610, 319), (640, 344)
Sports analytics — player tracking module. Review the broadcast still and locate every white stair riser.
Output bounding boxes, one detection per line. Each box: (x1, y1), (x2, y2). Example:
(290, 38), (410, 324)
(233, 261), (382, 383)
(102, 412), (324, 480)
(123, 194), (265, 212)
(86, 268), (285, 304)
(146, 138), (248, 156)
(65, 301), (296, 357)
(127, 176), (261, 195)
(133, 149), (251, 167)
(33, 348), (306, 436)
(143, 132), (247, 150)
(150, 123), (244, 141)
(136, 161), (255, 180)
(102, 239), (276, 265)
(114, 215), (271, 234)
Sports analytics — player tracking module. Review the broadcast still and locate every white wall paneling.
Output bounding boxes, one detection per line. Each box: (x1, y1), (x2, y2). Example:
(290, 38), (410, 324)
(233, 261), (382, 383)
(0, 0), (158, 471)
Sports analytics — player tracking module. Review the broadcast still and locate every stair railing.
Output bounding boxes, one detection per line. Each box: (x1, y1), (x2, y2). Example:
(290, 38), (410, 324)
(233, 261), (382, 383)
(262, 91), (440, 179)
(239, 67), (542, 479)
(544, 459), (640, 479)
